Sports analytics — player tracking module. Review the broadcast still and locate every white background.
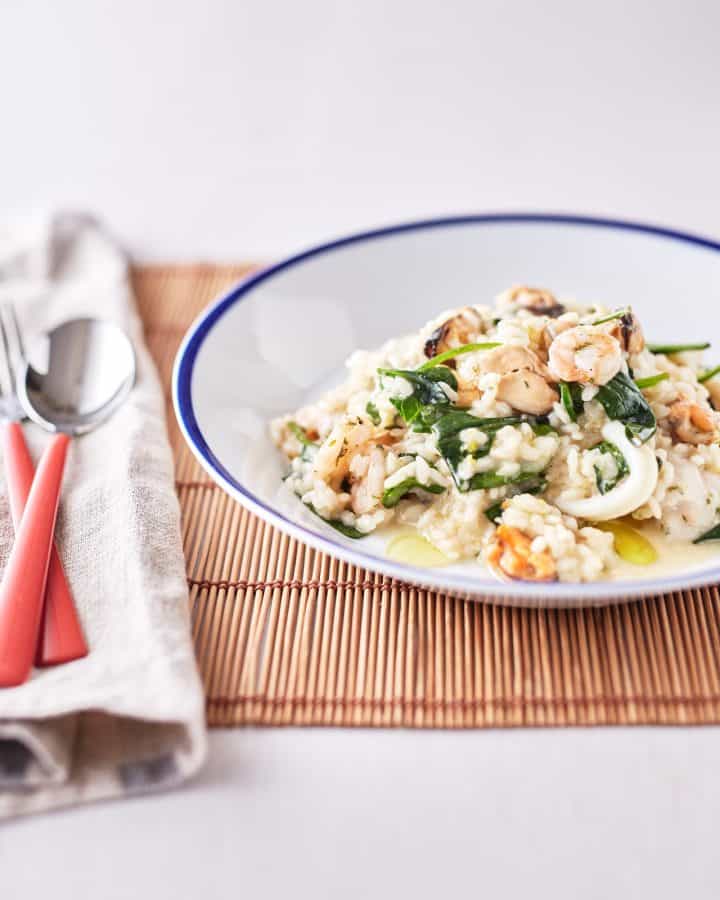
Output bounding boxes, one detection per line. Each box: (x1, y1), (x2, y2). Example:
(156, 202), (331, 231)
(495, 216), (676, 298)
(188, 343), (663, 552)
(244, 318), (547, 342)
(2, 0), (719, 260)
(3, 1), (720, 897)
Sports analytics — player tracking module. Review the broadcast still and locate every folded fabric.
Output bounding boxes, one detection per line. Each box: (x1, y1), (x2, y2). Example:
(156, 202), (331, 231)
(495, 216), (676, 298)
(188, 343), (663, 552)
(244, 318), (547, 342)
(0, 214), (206, 819)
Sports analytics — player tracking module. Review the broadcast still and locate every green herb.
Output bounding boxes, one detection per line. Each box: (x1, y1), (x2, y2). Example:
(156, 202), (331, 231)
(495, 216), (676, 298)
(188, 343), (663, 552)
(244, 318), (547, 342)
(593, 440), (629, 494)
(483, 478), (547, 523)
(305, 503), (366, 539)
(288, 421), (319, 461)
(417, 341), (501, 371)
(381, 478), (445, 508)
(634, 373), (669, 389)
(693, 523), (720, 544)
(592, 306), (630, 326)
(647, 342), (710, 354)
(378, 366), (458, 432)
(559, 381), (584, 421)
(596, 371), (656, 443)
(699, 365), (720, 384)
(288, 421), (315, 446)
(365, 401), (381, 425)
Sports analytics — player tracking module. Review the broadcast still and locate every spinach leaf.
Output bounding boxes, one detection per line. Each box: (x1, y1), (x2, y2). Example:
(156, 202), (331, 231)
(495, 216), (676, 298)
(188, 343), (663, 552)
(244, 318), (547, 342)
(693, 523), (720, 544)
(647, 342), (710, 354)
(532, 425), (555, 438)
(483, 477), (547, 523)
(432, 411), (524, 441)
(596, 371), (656, 443)
(378, 366), (458, 432)
(365, 401), (381, 425)
(484, 498), (506, 524)
(634, 373), (669, 389)
(379, 365), (458, 398)
(305, 503), (366, 539)
(559, 381), (584, 421)
(382, 478), (445, 508)
(593, 440), (629, 494)
(467, 469), (547, 491)
(431, 411), (537, 491)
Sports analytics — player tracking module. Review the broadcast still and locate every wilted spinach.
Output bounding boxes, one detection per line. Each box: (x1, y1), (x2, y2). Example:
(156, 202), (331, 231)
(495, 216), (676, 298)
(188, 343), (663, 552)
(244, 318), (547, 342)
(592, 440), (629, 494)
(559, 381), (584, 421)
(693, 523), (720, 544)
(596, 372), (656, 443)
(483, 477), (547, 523)
(467, 469), (549, 491)
(381, 478), (445, 508)
(431, 412), (551, 492)
(305, 503), (366, 539)
(378, 366), (458, 432)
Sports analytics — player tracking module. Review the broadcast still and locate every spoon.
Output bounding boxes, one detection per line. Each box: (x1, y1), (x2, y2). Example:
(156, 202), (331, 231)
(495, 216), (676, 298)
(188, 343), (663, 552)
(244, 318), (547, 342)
(0, 318), (135, 686)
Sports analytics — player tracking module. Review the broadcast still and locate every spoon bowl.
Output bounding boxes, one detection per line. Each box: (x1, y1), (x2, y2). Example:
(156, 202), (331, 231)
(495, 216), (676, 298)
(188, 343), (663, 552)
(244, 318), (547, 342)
(20, 318), (135, 435)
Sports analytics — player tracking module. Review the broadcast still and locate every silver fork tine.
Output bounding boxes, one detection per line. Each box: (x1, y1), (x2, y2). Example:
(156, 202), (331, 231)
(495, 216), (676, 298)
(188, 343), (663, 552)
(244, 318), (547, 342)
(0, 305), (17, 401)
(0, 304), (28, 423)
(6, 304), (25, 366)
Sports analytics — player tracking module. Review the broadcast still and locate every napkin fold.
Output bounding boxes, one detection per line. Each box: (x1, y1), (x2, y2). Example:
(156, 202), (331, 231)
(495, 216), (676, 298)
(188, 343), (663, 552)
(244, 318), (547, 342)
(0, 214), (206, 819)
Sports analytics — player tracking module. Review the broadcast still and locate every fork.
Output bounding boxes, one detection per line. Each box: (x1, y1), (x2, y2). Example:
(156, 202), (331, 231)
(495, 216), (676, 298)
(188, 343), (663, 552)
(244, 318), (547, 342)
(0, 305), (87, 668)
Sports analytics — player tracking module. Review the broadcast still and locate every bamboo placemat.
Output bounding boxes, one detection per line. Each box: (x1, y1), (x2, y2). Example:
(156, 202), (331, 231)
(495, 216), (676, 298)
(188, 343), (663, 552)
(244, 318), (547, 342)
(133, 264), (720, 728)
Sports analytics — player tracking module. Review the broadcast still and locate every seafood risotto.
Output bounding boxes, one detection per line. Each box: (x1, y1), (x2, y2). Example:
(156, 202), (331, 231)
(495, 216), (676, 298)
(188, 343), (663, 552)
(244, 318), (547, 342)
(271, 287), (720, 583)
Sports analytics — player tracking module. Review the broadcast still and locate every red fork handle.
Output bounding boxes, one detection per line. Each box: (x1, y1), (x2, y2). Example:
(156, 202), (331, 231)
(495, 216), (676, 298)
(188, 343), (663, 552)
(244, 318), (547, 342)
(2, 422), (87, 667)
(0, 432), (71, 686)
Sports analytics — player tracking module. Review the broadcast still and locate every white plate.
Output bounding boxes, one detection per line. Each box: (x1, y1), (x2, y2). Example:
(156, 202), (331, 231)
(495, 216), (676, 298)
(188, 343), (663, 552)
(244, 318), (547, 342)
(173, 214), (720, 605)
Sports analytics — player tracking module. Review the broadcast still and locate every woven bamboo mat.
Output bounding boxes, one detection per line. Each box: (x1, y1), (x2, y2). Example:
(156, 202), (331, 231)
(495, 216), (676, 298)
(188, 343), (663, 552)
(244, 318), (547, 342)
(133, 264), (720, 728)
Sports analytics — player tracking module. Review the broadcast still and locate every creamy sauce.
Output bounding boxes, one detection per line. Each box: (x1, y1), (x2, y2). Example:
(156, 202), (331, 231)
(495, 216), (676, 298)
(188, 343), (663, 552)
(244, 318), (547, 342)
(381, 521), (720, 582)
(608, 522), (720, 581)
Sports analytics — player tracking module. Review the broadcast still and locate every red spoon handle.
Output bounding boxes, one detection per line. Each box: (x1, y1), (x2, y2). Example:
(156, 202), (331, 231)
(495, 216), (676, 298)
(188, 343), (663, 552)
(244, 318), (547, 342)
(2, 422), (87, 667)
(0, 432), (70, 686)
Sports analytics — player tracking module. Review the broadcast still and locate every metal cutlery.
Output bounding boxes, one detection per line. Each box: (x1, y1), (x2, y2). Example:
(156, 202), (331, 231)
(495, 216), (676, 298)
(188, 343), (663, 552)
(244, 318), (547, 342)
(0, 314), (134, 686)
(0, 305), (87, 673)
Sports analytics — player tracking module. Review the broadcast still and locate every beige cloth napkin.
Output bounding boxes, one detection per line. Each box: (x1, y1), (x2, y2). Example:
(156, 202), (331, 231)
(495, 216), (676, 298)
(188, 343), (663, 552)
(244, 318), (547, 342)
(0, 214), (206, 819)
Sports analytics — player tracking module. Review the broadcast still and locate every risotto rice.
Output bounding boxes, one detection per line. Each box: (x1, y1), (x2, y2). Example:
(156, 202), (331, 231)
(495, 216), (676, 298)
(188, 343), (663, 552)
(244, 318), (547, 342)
(271, 286), (720, 583)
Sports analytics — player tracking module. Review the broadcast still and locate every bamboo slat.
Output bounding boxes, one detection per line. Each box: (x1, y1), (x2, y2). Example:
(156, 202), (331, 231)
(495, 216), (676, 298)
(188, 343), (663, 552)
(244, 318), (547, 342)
(133, 265), (720, 728)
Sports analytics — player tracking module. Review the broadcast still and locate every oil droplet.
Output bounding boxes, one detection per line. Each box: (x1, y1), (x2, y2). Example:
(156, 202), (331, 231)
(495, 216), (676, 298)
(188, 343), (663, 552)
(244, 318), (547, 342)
(386, 530), (449, 567)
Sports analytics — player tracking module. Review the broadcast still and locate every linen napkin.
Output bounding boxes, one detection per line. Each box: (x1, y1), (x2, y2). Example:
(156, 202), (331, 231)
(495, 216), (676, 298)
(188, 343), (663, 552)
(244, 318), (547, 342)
(0, 214), (206, 819)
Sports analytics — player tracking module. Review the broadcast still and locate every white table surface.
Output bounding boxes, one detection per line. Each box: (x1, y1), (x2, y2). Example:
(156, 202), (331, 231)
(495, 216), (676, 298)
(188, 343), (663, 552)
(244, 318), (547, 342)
(3, 0), (720, 895)
(4, 727), (719, 898)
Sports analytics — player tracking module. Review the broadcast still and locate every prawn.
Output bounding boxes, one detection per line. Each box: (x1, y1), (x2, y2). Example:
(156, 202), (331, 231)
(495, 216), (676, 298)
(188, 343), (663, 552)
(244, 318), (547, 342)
(548, 325), (623, 385)
(486, 525), (557, 582)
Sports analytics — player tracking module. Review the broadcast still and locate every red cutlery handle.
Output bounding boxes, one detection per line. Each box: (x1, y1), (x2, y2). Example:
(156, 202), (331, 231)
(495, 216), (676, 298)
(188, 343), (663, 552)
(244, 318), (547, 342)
(2, 422), (87, 667)
(0, 432), (70, 686)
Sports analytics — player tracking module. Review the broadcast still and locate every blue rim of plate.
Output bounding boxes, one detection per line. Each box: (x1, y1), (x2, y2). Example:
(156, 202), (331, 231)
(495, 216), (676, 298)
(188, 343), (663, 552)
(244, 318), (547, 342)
(172, 213), (720, 600)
